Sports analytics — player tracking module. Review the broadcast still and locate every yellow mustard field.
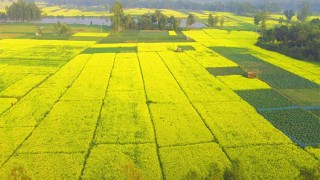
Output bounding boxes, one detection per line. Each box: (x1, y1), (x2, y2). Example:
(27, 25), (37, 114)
(0, 27), (320, 180)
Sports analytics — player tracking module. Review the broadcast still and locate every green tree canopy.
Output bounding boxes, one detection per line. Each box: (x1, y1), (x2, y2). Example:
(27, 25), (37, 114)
(284, 9), (295, 21)
(5, 0), (41, 22)
(186, 14), (195, 29)
(111, 1), (124, 32)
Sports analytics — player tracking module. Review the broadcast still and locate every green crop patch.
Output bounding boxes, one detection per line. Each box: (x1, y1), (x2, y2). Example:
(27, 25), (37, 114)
(225, 145), (320, 179)
(236, 89), (295, 109)
(100, 30), (190, 43)
(18, 101), (101, 153)
(177, 45), (195, 51)
(160, 143), (231, 179)
(206, 67), (245, 76)
(149, 103), (214, 147)
(83, 47), (137, 54)
(260, 109), (320, 147)
(0, 153), (84, 179)
(82, 144), (162, 179)
(309, 110), (320, 118)
(279, 89), (320, 106)
(211, 47), (319, 89)
(193, 102), (291, 147)
(0, 127), (33, 165)
(96, 102), (154, 144)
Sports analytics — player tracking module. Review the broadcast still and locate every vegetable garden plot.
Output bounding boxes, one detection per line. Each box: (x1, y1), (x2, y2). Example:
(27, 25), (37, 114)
(211, 47), (319, 89)
(82, 144), (162, 179)
(235, 89), (295, 109)
(260, 109), (320, 147)
(309, 110), (320, 118)
(0, 153), (84, 179)
(225, 144), (319, 179)
(159, 143), (231, 179)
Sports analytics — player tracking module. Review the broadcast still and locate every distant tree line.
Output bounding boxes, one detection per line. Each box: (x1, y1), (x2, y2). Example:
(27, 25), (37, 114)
(2, 0), (42, 22)
(43, 0), (320, 14)
(111, 1), (181, 32)
(256, 2), (320, 62)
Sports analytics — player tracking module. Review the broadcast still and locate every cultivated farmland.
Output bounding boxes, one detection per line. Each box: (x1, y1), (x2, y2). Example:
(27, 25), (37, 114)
(1, 9), (320, 179)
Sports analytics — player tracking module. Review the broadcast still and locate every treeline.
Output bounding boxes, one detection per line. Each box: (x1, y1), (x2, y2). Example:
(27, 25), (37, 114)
(43, 0), (320, 14)
(257, 19), (320, 62)
(111, 1), (181, 31)
(255, 1), (320, 62)
(1, 0), (42, 22)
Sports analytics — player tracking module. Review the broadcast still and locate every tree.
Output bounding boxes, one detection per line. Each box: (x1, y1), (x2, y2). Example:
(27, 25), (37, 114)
(220, 16), (225, 27)
(284, 9), (295, 22)
(5, 0), (41, 22)
(53, 21), (71, 35)
(0, 12), (7, 22)
(167, 16), (180, 30)
(123, 14), (136, 29)
(208, 13), (214, 27)
(111, 1), (124, 32)
(154, 10), (162, 29)
(254, 12), (267, 26)
(297, 1), (311, 22)
(186, 14), (195, 30)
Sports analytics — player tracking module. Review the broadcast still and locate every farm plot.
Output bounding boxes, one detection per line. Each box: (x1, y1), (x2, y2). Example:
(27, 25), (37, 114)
(61, 53), (115, 101)
(158, 51), (240, 102)
(159, 143), (231, 179)
(260, 109), (320, 147)
(211, 47), (319, 89)
(193, 101), (291, 147)
(82, 144), (162, 179)
(138, 52), (189, 103)
(17, 101), (102, 153)
(0, 98), (16, 114)
(0, 39), (93, 99)
(225, 144), (320, 179)
(95, 53), (154, 144)
(0, 54), (92, 128)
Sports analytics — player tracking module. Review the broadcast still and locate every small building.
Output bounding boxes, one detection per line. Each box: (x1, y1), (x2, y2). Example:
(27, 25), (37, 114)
(247, 71), (259, 78)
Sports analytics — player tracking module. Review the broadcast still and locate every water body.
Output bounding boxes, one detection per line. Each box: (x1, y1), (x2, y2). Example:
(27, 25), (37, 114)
(37, 17), (112, 26)
(37, 17), (206, 28)
(1, 17), (206, 28)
